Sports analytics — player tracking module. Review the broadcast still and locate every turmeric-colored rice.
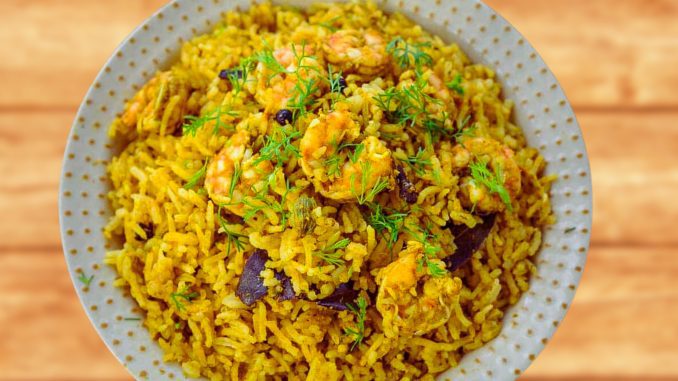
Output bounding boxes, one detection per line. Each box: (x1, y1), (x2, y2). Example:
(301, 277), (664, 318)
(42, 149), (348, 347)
(104, 2), (555, 380)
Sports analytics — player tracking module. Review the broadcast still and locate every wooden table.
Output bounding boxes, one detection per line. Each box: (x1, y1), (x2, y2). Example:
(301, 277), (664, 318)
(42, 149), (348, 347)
(1, 1), (677, 380)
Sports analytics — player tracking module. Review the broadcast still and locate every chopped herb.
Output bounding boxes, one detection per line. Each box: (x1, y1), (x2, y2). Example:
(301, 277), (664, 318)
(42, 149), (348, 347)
(317, 16), (340, 32)
(406, 225), (446, 277)
(565, 227), (576, 234)
(182, 105), (238, 136)
(386, 37), (433, 69)
(418, 243), (447, 277)
(226, 56), (257, 95)
(241, 177), (295, 227)
(469, 159), (513, 211)
(344, 296), (368, 350)
(401, 147), (431, 176)
(451, 115), (476, 142)
(446, 73), (465, 95)
(367, 204), (408, 247)
(325, 154), (342, 178)
(314, 238), (350, 266)
(254, 126), (301, 167)
(255, 45), (288, 77)
(184, 160), (209, 190)
(327, 64), (346, 108)
(351, 161), (389, 205)
(170, 286), (199, 311)
(217, 205), (248, 254)
(292, 196), (317, 235)
(77, 272), (94, 287)
(373, 76), (442, 136)
(288, 76), (320, 118)
(228, 164), (241, 198)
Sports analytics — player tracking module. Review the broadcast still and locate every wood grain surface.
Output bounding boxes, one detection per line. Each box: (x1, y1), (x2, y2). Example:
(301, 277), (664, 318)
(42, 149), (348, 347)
(1, 0), (677, 380)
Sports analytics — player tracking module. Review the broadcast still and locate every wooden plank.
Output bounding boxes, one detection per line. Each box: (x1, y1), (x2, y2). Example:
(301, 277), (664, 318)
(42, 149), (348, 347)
(0, 0), (147, 109)
(0, 0), (678, 109)
(524, 246), (678, 378)
(2, 110), (677, 249)
(0, 110), (72, 251)
(483, 0), (678, 109)
(1, 247), (676, 378)
(0, 250), (130, 379)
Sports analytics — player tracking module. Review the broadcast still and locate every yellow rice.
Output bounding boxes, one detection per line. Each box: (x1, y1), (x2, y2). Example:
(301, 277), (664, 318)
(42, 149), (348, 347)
(104, 2), (555, 380)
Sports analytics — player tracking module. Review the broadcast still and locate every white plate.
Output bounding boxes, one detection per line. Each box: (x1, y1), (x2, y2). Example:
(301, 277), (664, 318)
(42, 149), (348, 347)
(59, 1), (592, 379)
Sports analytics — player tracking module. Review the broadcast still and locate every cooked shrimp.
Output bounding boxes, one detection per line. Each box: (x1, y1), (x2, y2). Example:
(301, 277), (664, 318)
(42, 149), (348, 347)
(376, 241), (462, 338)
(254, 44), (325, 112)
(118, 70), (193, 137)
(299, 110), (393, 201)
(323, 29), (389, 75)
(205, 130), (273, 216)
(452, 137), (522, 213)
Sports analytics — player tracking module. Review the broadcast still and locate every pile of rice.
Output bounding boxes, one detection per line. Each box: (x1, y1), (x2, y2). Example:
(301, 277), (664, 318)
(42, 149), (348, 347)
(104, 2), (555, 380)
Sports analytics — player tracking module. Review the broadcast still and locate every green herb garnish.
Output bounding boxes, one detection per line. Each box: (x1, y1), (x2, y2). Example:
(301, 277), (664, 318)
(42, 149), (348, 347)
(77, 272), (94, 287)
(170, 286), (199, 311)
(182, 105), (238, 136)
(351, 161), (389, 205)
(241, 177), (295, 227)
(401, 147), (431, 176)
(368, 204), (408, 248)
(344, 296), (368, 350)
(123, 317), (141, 321)
(469, 159), (513, 211)
(317, 16), (340, 32)
(565, 227), (576, 234)
(314, 238), (350, 266)
(386, 37), (433, 69)
(184, 160), (209, 190)
(217, 205), (248, 254)
(446, 73), (465, 95)
(327, 64), (345, 108)
(254, 127), (302, 167)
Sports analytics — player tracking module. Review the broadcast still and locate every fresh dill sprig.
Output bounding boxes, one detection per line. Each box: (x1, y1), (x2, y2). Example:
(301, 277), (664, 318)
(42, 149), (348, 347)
(418, 243), (447, 277)
(170, 286), (199, 311)
(367, 204), (408, 248)
(289, 76), (319, 118)
(314, 238), (350, 266)
(316, 16), (340, 32)
(227, 56), (257, 95)
(401, 147), (431, 176)
(446, 73), (465, 95)
(386, 36), (433, 69)
(373, 77), (442, 132)
(469, 159), (513, 211)
(182, 105), (238, 136)
(253, 127), (301, 167)
(323, 142), (364, 177)
(77, 272), (94, 287)
(405, 225), (446, 277)
(326, 64), (345, 109)
(255, 43), (288, 77)
(351, 161), (390, 205)
(184, 160), (209, 190)
(217, 205), (248, 254)
(448, 114), (475, 142)
(344, 296), (368, 351)
(241, 178), (295, 227)
(228, 164), (242, 198)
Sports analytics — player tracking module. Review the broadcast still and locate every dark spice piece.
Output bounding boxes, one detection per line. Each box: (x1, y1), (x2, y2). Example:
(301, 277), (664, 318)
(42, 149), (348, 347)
(236, 249), (269, 306)
(316, 282), (360, 311)
(275, 109), (293, 125)
(137, 223), (154, 240)
(445, 213), (496, 270)
(396, 166), (418, 204)
(337, 77), (348, 93)
(218, 69), (243, 80)
(275, 271), (296, 301)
